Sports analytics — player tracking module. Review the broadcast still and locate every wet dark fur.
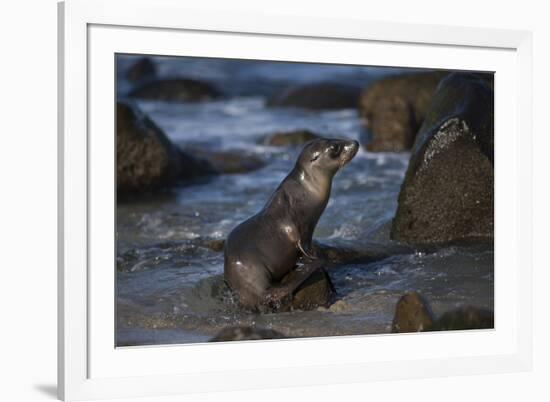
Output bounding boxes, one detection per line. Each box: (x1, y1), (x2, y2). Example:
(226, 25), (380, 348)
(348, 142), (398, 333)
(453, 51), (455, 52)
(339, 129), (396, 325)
(224, 138), (359, 310)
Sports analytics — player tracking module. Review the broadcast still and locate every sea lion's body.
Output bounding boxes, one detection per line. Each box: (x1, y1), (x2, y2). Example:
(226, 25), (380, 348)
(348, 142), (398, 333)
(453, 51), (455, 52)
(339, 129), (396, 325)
(224, 138), (359, 310)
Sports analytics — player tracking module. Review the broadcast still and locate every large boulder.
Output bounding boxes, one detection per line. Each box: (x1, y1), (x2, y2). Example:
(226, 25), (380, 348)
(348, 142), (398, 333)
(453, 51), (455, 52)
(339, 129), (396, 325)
(117, 101), (213, 195)
(359, 71), (447, 152)
(390, 73), (494, 245)
(128, 78), (221, 102)
(267, 82), (361, 110)
(125, 57), (157, 82)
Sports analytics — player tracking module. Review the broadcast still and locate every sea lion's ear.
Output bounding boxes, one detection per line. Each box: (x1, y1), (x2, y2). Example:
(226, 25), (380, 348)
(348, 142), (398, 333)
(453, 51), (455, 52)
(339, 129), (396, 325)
(310, 151), (321, 162)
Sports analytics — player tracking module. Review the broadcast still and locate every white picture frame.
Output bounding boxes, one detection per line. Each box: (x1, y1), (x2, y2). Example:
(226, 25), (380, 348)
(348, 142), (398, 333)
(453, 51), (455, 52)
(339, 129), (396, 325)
(58, 0), (533, 400)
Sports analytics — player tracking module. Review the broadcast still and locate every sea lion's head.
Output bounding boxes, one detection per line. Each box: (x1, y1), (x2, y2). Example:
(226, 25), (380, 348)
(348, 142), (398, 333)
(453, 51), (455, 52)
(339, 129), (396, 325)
(296, 138), (359, 178)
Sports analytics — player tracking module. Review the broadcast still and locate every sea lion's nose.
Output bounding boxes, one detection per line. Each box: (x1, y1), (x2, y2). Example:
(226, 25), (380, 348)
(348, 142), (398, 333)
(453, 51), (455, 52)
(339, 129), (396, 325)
(344, 140), (359, 154)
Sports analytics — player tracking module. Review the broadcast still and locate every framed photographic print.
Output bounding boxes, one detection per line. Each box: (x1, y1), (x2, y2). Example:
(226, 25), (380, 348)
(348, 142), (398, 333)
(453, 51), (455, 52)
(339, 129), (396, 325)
(58, 0), (533, 400)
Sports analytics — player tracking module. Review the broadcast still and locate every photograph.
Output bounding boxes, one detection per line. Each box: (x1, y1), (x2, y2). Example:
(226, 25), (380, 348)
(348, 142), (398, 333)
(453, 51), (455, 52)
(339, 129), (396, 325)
(115, 54), (495, 346)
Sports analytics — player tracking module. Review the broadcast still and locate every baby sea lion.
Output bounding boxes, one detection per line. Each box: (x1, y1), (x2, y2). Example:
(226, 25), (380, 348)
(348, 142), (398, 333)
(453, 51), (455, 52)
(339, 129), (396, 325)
(224, 138), (359, 310)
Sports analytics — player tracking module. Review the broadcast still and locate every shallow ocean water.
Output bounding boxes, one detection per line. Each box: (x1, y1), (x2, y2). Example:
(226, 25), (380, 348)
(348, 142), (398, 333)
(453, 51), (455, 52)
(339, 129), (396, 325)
(116, 56), (494, 346)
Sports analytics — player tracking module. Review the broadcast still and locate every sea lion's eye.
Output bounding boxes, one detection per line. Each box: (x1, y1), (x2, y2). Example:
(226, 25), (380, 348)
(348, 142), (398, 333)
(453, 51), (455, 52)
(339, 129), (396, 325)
(310, 151), (320, 162)
(330, 143), (342, 157)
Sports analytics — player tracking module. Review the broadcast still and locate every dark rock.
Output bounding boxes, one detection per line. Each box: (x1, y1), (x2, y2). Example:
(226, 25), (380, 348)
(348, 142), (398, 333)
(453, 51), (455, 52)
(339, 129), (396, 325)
(125, 57), (157, 82)
(432, 306), (494, 331)
(390, 73), (494, 245)
(262, 129), (321, 146)
(391, 292), (435, 333)
(312, 242), (368, 264)
(267, 82), (361, 110)
(312, 240), (415, 265)
(359, 71), (447, 152)
(210, 326), (285, 342)
(205, 238), (225, 252)
(117, 101), (213, 194)
(282, 268), (335, 311)
(204, 151), (265, 174)
(186, 147), (266, 174)
(392, 292), (494, 333)
(128, 78), (221, 102)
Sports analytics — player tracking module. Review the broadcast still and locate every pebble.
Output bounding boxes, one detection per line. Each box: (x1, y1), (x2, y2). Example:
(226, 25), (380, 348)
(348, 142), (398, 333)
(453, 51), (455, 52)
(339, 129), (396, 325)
(329, 300), (349, 312)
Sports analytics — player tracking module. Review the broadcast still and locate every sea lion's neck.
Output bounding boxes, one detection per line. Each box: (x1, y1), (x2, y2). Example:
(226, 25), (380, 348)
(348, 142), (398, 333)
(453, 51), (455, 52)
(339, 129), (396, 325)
(260, 166), (331, 252)
(284, 167), (331, 223)
(264, 166), (331, 217)
(291, 166), (331, 197)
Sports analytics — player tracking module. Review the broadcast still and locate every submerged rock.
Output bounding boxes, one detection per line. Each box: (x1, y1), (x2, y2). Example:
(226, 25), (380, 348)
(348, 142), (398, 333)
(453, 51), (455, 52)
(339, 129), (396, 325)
(267, 82), (361, 110)
(125, 57), (157, 82)
(391, 73), (494, 245)
(117, 101), (213, 195)
(210, 326), (286, 342)
(185, 147), (266, 174)
(312, 242), (366, 264)
(261, 129), (321, 146)
(201, 150), (265, 174)
(359, 71), (447, 152)
(392, 292), (494, 333)
(128, 78), (221, 102)
(205, 238), (225, 252)
(312, 240), (415, 265)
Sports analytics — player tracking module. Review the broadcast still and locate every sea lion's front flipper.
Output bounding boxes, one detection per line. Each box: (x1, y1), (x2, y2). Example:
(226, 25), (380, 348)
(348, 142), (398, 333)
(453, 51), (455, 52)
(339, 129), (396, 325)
(297, 239), (316, 260)
(262, 259), (325, 310)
